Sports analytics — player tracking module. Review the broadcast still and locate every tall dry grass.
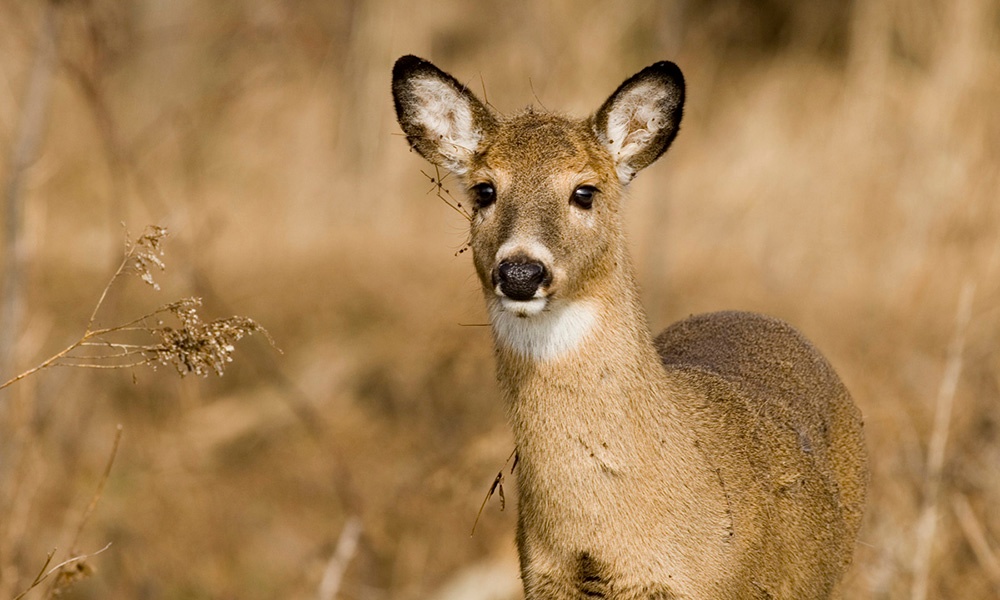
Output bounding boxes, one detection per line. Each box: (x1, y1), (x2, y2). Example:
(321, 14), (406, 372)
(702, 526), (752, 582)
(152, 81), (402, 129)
(0, 0), (998, 598)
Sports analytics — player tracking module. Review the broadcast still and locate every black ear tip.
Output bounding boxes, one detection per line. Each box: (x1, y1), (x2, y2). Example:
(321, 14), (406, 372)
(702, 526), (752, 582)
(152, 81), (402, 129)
(393, 54), (433, 80)
(393, 55), (422, 76)
(646, 60), (685, 89)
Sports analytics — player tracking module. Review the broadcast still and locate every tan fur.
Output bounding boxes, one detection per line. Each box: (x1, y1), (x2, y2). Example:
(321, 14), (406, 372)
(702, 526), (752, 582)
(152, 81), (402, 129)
(392, 55), (868, 600)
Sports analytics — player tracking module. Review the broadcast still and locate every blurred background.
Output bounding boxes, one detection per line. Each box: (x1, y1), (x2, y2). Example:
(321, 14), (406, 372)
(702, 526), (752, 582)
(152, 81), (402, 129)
(0, 0), (998, 598)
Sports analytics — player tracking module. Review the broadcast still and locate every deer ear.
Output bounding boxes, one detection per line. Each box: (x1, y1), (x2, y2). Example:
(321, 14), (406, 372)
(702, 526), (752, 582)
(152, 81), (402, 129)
(592, 61), (685, 185)
(392, 55), (497, 175)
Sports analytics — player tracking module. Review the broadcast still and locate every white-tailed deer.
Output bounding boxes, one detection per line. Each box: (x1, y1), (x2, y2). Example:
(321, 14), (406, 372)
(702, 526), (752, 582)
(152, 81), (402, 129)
(392, 55), (868, 600)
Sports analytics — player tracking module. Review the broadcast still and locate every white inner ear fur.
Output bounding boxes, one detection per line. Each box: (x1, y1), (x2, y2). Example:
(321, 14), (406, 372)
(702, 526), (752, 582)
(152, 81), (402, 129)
(603, 82), (671, 184)
(489, 300), (598, 362)
(410, 77), (481, 174)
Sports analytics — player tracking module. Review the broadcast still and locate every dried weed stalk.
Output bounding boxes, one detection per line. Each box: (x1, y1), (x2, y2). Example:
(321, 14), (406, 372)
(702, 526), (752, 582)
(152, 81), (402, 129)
(471, 448), (517, 536)
(12, 542), (112, 600)
(419, 165), (472, 257)
(421, 164), (471, 222)
(911, 281), (976, 600)
(0, 225), (274, 390)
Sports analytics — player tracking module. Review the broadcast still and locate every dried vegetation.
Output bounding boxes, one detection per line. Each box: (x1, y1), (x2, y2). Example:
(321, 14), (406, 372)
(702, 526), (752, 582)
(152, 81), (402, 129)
(0, 1), (998, 599)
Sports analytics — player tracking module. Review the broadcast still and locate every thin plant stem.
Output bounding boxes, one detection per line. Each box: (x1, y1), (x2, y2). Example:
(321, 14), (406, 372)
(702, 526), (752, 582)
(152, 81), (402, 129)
(12, 543), (112, 600)
(951, 493), (1000, 591)
(62, 349), (146, 359)
(53, 361), (151, 370)
(0, 226), (171, 390)
(316, 517), (363, 600)
(910, 280), (976, 600)
(43, 426), (123, 599)
(86, 252), (133, 332)
(0, 339), (87, 391)
(0, 301), (176, 391)
(471, 447), (517, 536)
(13, 549), (55, 600)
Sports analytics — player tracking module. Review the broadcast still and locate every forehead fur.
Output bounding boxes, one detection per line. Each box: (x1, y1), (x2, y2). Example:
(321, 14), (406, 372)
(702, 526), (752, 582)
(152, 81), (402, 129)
(476, 110), (615, 178)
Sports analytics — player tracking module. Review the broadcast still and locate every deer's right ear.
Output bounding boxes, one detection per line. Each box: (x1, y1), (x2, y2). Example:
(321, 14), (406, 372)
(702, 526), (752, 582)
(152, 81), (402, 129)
(392, 55), (496, 176)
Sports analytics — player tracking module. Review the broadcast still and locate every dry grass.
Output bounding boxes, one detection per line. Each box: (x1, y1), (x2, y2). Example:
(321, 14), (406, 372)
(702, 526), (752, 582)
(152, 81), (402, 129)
(1, 1), (998, 598)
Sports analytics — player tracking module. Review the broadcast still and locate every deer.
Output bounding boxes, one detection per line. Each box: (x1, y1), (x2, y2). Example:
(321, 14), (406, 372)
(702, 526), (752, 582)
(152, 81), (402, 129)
(391, 55), (868, 600)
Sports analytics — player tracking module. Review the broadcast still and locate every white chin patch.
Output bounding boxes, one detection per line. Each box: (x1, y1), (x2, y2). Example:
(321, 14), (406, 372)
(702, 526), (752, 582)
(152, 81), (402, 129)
(489, 300), (598, 362)
(499, 296), (547, 316)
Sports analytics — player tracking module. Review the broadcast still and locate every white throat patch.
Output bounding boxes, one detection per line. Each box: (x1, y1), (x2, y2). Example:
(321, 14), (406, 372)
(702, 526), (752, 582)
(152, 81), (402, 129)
(489, 300), (598, 362)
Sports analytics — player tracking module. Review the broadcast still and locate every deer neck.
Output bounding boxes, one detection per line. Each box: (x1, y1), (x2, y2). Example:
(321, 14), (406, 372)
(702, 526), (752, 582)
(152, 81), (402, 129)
(486, 246), (719, 564)
(488, 261), (672, 453)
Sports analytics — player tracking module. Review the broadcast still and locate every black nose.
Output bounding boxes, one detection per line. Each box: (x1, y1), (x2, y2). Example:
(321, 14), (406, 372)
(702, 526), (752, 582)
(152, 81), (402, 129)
(496, 260), (547, 301)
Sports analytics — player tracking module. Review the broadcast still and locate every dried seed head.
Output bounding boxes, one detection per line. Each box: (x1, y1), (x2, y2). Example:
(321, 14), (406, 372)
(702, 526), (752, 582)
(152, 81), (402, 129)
(131, 225), (168, 290)
(152, 297), (271, 377)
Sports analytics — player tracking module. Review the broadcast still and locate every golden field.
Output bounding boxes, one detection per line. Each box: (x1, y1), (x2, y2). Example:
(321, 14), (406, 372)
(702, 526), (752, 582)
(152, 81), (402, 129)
(0, 1), (998, 598)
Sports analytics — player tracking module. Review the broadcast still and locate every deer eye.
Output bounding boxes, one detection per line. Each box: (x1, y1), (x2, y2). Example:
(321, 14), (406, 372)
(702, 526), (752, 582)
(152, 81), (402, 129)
(571, 185), (598, 209)
(471, 182), (496, 209)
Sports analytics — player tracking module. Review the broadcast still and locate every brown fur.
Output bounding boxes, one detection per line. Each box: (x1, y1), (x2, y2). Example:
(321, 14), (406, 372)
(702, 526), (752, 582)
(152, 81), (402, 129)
(392, 55), (868, 600)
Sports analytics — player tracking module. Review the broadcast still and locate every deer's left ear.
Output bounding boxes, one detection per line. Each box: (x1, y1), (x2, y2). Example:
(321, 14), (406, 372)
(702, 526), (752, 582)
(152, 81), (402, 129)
(592, 61), (685, 185)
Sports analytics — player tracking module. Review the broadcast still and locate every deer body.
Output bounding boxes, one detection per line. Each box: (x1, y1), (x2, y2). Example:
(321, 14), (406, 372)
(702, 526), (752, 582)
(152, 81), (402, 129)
(392, 56), (867, 600)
